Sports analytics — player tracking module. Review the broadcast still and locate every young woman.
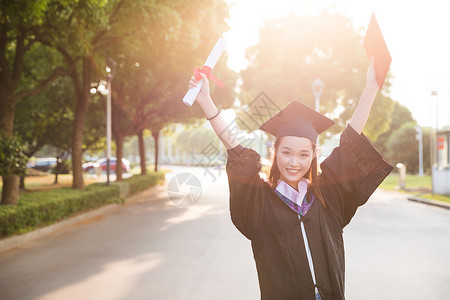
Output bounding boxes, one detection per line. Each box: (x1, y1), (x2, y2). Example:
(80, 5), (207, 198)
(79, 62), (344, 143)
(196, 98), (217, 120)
(188, 58), (393, 300)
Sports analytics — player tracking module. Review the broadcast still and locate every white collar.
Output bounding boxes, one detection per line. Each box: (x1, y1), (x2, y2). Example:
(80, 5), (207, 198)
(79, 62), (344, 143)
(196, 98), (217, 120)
(275, 178), (310, 206)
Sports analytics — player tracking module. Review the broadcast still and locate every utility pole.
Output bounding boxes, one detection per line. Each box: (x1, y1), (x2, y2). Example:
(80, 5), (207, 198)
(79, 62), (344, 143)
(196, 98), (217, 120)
(105, 58), (117, 186)
(430, 90), (438, 195)
(414, 125), (424, 177)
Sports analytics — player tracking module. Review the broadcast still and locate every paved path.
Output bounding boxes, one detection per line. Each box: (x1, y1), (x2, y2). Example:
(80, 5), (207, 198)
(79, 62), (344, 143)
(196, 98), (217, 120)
(0, 166), (449, 299)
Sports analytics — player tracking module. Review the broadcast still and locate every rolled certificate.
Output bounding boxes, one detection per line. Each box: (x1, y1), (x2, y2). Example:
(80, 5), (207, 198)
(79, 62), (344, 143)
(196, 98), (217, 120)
(183, 37), (226, 106)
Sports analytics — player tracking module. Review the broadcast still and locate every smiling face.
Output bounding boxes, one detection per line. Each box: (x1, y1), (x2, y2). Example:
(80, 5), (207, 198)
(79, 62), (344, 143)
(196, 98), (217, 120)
(276, 136), (315, 190)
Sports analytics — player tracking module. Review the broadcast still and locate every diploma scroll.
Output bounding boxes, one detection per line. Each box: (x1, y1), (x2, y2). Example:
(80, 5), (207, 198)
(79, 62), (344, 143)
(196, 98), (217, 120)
(182, 37), (226, 106)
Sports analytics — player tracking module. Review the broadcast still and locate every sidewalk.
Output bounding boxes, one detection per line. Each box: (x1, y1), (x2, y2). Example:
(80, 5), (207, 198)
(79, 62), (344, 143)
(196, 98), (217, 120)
(407, 195), (450, 210)
(0, 183), (167, 253)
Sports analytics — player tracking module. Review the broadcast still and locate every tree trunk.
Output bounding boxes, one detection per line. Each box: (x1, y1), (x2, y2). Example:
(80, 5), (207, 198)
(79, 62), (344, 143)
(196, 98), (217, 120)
(111, 93), (124, 181)
(54, 158), (60, 184)
(138, 130), (146, 175)
(1, 175), (20, 205)
(152, 130), (159, 172)
(0, 90), (14, 136)
(19, 176), (25, 190)
(115, 134), (123, 181)
(71, 58), (92, 190)
(0, 90), (20, 205)
(71, 96), (88, 190)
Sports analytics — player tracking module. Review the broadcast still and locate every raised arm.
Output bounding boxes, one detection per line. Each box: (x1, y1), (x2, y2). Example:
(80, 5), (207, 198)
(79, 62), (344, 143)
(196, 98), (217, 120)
(188, 73), (240, 149)
(348, 57), (380, 135)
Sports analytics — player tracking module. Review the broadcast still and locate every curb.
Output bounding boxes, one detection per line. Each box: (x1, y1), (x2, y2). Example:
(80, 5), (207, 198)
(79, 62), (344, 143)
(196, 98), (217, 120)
(0, 183), (166, 253)
(407, 196), (450, 210)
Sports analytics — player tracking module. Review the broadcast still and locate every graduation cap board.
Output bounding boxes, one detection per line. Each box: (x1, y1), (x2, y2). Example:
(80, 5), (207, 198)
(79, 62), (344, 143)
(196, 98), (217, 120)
(259, 101), (335, 142)
(363, 13), (392, 89)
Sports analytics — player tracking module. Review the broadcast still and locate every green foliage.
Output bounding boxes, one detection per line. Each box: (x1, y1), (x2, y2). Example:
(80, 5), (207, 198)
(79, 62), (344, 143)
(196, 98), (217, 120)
(373, 101), (430, 174)
(108, 0), (235, 137)
(385, 122), (431, 174)
(174, 127), (222, 154)
(363, 93), (395, 141)
(14, 76), (75, 156)
(17, 38), (65, 95)
(0, 0), (51, 26)
(51, 160), (71, 174)
(0, 134), (28, 177)
(374, 101), (416, 153)
(83, 94), (106, 152)
(0, 0), (52, 68)
(0, 172), (165, 237)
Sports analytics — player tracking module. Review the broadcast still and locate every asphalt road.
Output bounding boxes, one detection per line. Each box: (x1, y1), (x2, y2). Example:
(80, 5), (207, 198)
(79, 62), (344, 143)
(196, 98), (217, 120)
(0, 165), (449, 300)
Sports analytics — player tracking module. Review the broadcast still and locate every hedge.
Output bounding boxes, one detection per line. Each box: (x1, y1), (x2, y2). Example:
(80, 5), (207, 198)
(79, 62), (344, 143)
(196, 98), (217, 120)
(0, 172), (165, 238)
(114, 172), (165, 197)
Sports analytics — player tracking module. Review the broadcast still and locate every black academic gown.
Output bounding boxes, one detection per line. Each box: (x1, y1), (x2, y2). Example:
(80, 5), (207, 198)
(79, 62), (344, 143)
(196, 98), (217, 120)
(226, 126), (393, 300)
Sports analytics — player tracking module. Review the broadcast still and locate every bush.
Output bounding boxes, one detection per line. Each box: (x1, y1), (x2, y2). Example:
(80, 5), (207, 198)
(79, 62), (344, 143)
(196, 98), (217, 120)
(113, 172), (165, 197)
(0, 184), (122, 238)
(0, 134), (27, 177)
(0, 172), (165, 238)
(51, 160), (71, 174)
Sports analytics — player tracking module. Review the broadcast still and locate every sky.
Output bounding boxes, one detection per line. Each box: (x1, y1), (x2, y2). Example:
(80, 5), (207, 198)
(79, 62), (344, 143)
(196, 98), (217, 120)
(222, 0), (450, 129)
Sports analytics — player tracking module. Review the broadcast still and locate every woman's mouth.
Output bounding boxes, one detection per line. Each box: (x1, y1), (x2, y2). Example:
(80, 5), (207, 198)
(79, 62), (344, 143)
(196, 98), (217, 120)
(286, 168), (300, 176)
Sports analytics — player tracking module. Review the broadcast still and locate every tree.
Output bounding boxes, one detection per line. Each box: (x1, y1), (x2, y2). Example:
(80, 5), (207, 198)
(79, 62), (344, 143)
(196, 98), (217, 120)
(374, 101), (431, 174)
(240, 11), (394, 140)
(385, 122), (431, 174)
(14, 74), (105, 187)
(175, 126), (221, 154)
(36, 0), (187, 189)
(374, 101), (416, 155)
(14, 76), (74, 188)
(105, 0), (235, 174)
(0, 1), (65, 204)
(0, 134), (27, 193)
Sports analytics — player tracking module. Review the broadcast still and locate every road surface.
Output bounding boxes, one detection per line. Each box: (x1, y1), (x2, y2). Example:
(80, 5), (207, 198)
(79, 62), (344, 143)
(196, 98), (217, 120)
(0, 165), (449, 299)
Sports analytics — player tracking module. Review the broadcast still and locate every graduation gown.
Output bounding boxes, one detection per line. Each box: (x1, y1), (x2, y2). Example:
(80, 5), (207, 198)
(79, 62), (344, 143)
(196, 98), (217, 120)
(226, 125), (393, 300)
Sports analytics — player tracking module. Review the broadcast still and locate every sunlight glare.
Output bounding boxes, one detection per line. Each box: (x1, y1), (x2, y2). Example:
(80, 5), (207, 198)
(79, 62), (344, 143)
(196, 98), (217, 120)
(224, 0), (450, 127)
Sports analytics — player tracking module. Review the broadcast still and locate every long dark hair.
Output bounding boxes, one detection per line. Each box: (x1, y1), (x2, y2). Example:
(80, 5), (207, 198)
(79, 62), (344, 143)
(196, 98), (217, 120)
(268, 138), (326, 208)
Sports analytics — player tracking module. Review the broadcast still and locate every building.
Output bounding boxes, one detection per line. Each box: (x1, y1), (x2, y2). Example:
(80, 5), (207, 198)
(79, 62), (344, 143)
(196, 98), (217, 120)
(433, 129), (450, 195)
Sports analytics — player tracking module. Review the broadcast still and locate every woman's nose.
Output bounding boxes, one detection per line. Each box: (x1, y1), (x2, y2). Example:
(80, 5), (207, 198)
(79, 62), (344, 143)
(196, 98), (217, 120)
(289, 157), (300, 167)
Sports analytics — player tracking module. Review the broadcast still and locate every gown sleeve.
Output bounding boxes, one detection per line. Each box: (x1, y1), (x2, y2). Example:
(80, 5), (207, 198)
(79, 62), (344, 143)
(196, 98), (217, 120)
(320, 125), (393, 227)
(226, 144), (265, 240)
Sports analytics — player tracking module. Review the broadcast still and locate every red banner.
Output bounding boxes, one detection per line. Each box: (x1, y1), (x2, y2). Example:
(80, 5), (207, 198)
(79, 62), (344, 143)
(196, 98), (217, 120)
(437, 137), (445, 150)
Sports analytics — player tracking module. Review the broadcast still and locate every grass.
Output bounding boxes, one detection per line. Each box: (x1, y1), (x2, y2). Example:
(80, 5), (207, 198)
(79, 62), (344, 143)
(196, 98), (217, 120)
(380, 173), (450, 204)
(19, 174), (104, 193)
(379, 174), (431, 191)
(1, 167), (168, 195)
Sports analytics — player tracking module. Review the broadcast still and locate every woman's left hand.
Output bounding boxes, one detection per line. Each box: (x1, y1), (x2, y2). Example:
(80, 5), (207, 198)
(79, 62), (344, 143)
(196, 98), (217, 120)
(366, 57), (379, 90)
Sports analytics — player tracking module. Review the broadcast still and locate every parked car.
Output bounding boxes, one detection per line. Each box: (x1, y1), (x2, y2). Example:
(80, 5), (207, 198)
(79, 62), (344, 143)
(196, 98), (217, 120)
(82, 161), (100, 174)
(27, 158), (57, 172)
(82, 157), (131, 174)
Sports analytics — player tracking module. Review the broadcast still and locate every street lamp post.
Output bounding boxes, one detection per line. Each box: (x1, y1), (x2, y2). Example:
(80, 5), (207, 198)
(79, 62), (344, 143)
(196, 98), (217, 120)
(312, 78), (324, 112)
(312, 78), (324, 147)
(414, 125), (424, 177)
(105, 58), (117, 186)
(430, 90), (438, 195)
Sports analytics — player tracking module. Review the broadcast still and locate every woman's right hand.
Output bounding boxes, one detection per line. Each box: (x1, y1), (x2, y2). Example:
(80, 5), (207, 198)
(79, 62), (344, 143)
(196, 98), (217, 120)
(187, 70), (240, 149)
(188, 72), (211, 106)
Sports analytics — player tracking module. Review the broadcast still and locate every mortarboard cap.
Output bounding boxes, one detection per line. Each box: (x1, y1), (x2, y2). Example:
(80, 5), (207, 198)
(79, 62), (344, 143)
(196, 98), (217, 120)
(363, 13), (392, 88)
(259, 101), (335, 142)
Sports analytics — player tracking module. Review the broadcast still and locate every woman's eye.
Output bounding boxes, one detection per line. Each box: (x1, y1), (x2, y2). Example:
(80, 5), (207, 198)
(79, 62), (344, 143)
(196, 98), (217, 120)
(301, 154), (309, 158)
(282, 151), (290, 156)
